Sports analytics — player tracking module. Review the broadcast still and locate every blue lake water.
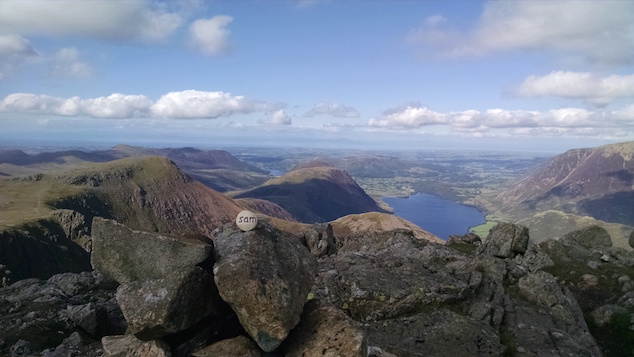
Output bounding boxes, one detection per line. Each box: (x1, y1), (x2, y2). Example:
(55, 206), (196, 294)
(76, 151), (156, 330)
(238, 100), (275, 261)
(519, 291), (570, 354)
(382, 193), (485, 240)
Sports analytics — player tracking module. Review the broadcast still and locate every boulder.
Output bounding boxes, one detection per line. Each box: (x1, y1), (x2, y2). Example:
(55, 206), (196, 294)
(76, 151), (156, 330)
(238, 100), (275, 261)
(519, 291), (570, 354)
(312, 233), (470, 322)
(478, 223), (529, 258)
(513, 271), (602, 356)
(213, 225), (318, 352)
(115, 266), (220, 340)
(447, 232), (481, 245)
(302, 224), (337, 257)
(284, 300), (366, 357)
(629, 230), (634, 249)
(91, 218), (212, 283)
(192, 336), (261, 357)
(560, 225), (612, 249)
(102, 335), (171, 357)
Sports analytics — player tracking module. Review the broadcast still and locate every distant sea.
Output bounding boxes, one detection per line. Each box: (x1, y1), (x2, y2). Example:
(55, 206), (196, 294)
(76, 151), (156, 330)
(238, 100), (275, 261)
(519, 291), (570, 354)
(382, 193), (485, 240)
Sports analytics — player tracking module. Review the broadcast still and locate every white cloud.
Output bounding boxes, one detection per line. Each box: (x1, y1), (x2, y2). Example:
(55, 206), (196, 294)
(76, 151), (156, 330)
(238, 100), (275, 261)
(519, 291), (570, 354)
(1, 37), (95, 80)
(515, 71), (634, 106)
(368, 104), (634, 138)
(0, 0), (182, 42)
(151, 90), (277, 119)
(306, 102), (360, 118)
(0, 93), (151, 118)
(408, 1), (634, 65)
(259, 110), (292, 125)
(368, 106), (446, 128)
(1, 90), (279, 119)
(188, 16), (233, 56)
(50, 47), (95, 79)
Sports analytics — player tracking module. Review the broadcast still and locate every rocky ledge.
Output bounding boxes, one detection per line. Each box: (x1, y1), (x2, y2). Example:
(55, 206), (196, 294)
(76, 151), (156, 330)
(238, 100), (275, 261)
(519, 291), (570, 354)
(1, 218), (634, 356)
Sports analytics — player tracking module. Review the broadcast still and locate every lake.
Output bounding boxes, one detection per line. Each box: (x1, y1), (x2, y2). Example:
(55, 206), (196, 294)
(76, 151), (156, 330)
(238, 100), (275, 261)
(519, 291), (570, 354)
(382, 193), (485, 240)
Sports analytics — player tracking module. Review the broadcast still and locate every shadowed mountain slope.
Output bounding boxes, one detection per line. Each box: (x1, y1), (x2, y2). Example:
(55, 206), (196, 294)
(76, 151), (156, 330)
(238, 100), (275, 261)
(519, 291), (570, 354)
(234, 162), (387, 223)
(489, 141), (634, 225)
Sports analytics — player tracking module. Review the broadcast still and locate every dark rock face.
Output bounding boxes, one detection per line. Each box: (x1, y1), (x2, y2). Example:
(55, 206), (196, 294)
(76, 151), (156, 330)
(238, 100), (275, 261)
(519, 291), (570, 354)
(213, 225), (318, 352)
(0, 216), (91, 286)
(115, 266), (221, 340)
(629, 230), (634, 249)
(477, 222), (529, 258)
(91, 217), (212, 284)
(283, 299), (366, 357)
(367, 309), (505, 356)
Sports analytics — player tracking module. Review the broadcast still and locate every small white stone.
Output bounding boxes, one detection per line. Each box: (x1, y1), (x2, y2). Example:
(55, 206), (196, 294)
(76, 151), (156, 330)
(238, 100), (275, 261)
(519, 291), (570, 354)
(236, 210), (258, 231)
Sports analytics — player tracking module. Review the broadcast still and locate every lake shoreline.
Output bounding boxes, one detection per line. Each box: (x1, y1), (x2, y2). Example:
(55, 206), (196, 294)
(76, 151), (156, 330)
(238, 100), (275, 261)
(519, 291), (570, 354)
(381, 192), (486, 240)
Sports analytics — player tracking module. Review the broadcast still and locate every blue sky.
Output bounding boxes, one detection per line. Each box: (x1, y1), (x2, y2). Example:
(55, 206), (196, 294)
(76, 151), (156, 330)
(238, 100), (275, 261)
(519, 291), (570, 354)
(1, 0), (633, 152)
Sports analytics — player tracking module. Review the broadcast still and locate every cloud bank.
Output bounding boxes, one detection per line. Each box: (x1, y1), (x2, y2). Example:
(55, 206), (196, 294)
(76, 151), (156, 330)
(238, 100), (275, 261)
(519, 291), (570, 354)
(306, 102), (360, 118)
(515, 71), (634, 106)
(0, 90), (278, 119)
(408, 1), (634, 65)
(0, 0), (182, 42)
(368, 104), (634, 137)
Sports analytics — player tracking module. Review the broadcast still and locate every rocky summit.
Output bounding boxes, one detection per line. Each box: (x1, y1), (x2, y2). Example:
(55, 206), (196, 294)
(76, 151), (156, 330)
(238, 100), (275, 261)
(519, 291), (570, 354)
(1, 218), (634, 356)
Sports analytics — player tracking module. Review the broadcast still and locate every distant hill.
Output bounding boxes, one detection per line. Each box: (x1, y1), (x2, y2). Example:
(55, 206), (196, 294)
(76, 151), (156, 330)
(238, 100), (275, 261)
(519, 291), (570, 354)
(0, 144), (270, 192)
(1, 156), (242, 236)
(234, 161), (387, 223)
(489, 141), (634, 226)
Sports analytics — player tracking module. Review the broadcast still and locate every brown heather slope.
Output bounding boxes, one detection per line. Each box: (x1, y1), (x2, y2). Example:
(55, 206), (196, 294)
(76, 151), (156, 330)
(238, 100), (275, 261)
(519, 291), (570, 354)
(487, 141), (634, 225)
(234, 161), (387, 223)
(331, 212), (443, 244)
(28, 156), (241, 237)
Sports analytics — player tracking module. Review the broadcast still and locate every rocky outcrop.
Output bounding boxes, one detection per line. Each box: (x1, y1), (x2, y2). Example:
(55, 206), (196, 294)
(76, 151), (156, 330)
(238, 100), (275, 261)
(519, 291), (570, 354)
(0, 271), (124, 356)
(49, 209), (92, 251)
(91, 218), (212, 284)
(212, 225), (318, 352)
(477, 222), (529, 258)
(0, 216), (91, 286)
(283, 299), (366, 357)
(115, 266), (221, 340)
(3, 219), (632, 356)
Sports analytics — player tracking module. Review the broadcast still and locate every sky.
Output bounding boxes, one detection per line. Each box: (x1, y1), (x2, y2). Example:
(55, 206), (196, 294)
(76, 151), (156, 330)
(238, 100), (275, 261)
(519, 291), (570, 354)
(0, 0), (633, 153)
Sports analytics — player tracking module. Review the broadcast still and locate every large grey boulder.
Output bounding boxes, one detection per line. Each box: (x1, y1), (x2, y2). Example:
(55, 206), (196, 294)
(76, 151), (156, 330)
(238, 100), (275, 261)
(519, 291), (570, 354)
(284, 300), (366, 357)
(91, 218), (212, 283)
(478, 223), (529, 258)
(115, 266), (220, 340)
(212, 226), (318, 352)
(508, 271), (602, 356)
(192, 336), (261, 357)
(560, 225), (612, 249)
(102, 335), (171, 357)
